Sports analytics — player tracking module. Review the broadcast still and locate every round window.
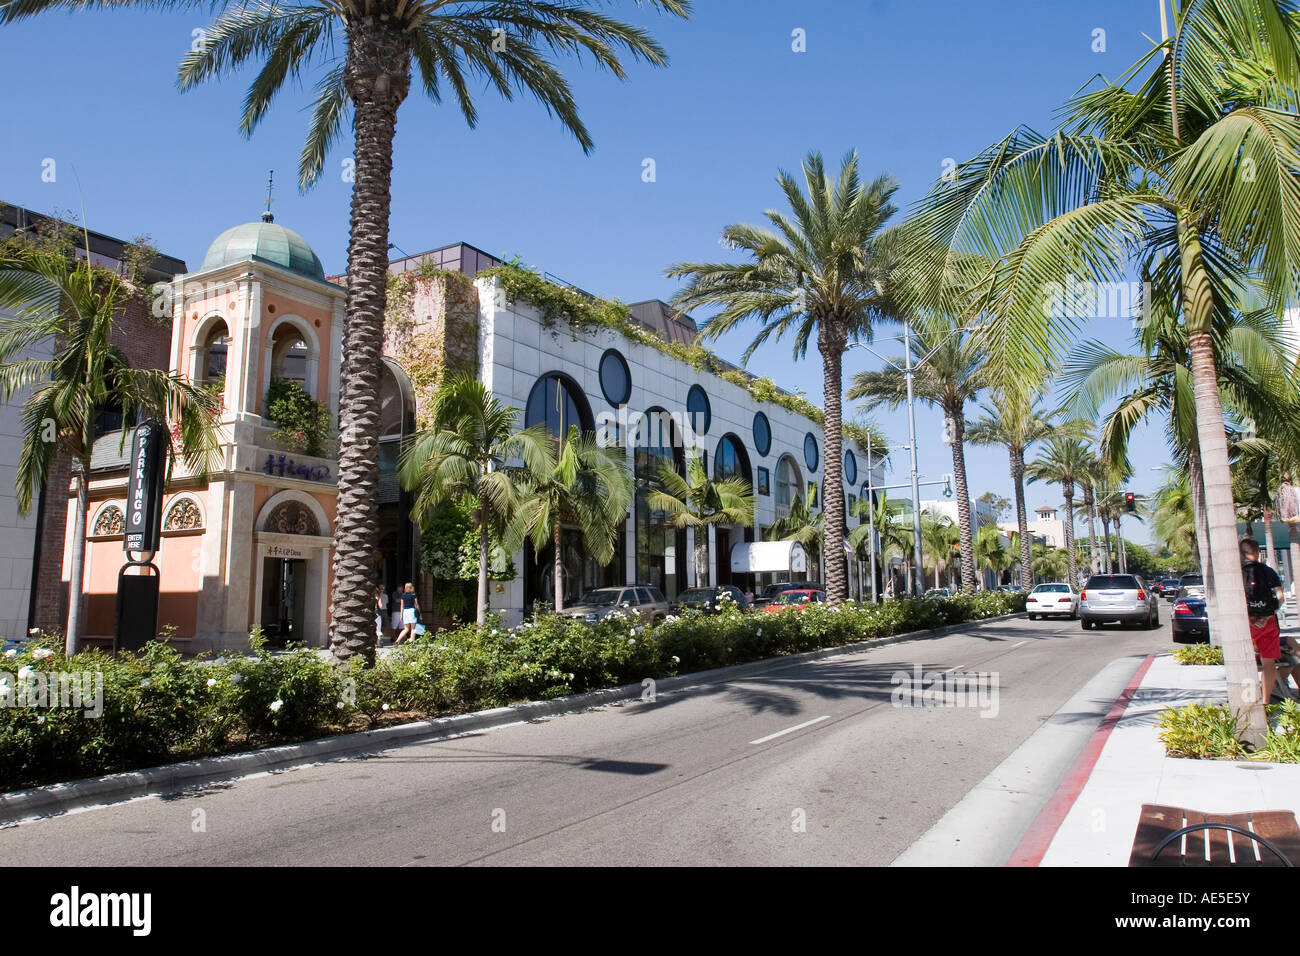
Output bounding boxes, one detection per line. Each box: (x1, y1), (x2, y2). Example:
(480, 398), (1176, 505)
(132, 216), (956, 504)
(804, 432), (819, 472)
(844, 450), (857, 485)
(752, 412), (771, 457)
(599, 349), (631, 406)
(687, 385), (711, 437)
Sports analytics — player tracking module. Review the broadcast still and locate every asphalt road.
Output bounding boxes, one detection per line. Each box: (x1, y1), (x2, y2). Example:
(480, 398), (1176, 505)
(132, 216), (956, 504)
(0, 612), (1170, 866)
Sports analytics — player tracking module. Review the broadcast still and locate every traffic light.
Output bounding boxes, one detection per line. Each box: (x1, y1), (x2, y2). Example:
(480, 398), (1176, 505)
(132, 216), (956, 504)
(1124, 492), (1137, 513)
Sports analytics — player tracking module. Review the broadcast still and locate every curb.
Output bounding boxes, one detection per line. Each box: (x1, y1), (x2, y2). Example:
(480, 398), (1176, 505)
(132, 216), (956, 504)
(0, 610), (1022, 826)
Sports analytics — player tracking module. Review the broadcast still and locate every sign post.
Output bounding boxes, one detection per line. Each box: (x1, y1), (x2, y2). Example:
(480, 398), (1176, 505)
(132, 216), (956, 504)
(115, 420), (168, 652)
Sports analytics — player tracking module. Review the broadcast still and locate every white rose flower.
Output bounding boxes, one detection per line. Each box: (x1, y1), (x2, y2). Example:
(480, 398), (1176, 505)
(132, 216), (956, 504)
(230, 673), (243, 685)
(37, 715), (45, 724)
(207, 678), (217, 688)
(269, 699), (283, 712)
(17, 666), (32, 680)
(140, 678), (152, 688)
(3, 649), (16, 658)
(382, 703), (390, 711)
(672, 656), (680, 664)
(32, 647), (54, 660)
(336, 701), (345, 709)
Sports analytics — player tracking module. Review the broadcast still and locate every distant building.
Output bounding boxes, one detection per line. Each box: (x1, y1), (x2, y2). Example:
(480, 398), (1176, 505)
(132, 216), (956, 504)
(0, 203), (185, 643)
(1000, 505), (1067, 551)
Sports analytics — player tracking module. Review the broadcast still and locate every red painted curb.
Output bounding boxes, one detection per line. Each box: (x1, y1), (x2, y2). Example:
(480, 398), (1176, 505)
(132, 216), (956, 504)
(1005, 653), (1156, 867)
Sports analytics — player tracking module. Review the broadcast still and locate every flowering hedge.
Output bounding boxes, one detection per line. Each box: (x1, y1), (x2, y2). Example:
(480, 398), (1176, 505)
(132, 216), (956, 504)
(1, 591), (1023, 790)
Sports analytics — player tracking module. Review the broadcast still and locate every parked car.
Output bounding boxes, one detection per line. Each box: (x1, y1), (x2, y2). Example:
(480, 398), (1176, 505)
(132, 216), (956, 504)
(1176, 573), (1206, 600)
(754, 581), (823, 608)
(998, 584), (1025, 593)
(924, 587), (953, 599)
(670, 586), (748, 614)
(763, 589), (826, 613)
(1079, 574), (1161, 629)
(1026, 583), (1079, 620)
(1158, 578), (1182, 600)
(560, 586), (670, 624)
(1171, 596), (1209, 643)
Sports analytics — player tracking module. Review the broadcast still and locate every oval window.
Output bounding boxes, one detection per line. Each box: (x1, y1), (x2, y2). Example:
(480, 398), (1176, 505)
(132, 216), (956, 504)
(804, 432), (819, 472)
(752, 412), (771, 457)
(687, 385), (711, 437)
(599, 349), (631, 406)
(844, 450), (857, 485)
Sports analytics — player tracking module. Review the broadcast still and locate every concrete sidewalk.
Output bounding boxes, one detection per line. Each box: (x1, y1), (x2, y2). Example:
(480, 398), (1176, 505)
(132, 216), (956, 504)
(1037, 652), (1300, 866)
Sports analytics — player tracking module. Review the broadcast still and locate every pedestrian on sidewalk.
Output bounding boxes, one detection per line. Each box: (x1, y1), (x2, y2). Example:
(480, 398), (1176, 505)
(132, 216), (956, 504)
(375, 584), (388, 645)
(1240, 537), (1284, 704)
(396, 582), (420, 645)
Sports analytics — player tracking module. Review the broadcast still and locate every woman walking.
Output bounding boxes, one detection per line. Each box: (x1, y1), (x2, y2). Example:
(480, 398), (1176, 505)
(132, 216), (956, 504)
(396, 582), (420, 644)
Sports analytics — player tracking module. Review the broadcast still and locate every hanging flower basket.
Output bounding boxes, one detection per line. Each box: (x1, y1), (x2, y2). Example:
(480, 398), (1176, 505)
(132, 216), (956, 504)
(1276, 481), (1300, 524)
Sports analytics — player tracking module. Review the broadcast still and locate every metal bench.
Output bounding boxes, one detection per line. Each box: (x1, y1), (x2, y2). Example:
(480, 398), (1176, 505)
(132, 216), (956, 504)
(1130, 804), (1300, 867)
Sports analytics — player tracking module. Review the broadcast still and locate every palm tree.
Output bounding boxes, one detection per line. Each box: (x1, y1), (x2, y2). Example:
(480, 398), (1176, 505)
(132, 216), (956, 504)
(903, 1), (1300, 743)
(850, 492), (913, 596)
(667, 151), (902, 604)
(1031, 543), (1070, 583)
(400, 376), (551, 631)
(975, 524), (1010, 586)
(1153, 465), (1198, 560)
(0, 244), (220, 653)
(646, 454), (754, 587)
(920, 510), (959, 589)
(849, 320), (988, 590)
(0, 0), (690, 662)
(508, 426), (632, 612)
(1026, 436), (1093, 588)
(967, 389), (1055, 590)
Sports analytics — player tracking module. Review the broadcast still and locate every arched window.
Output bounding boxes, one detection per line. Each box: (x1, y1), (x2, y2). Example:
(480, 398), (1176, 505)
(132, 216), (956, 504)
(163, 496), (204, 531)
(635, 407), (686, 600)
(714, 433), (752, 488)
(378, 361), (416, 506)
(270, 324), (309, 391)
(263, 500), (321, 536)
(525, 372), (593, 439)
(92, 503), (125, 537)
(775, 455), (803, 512)
(202, 321), (229, 385)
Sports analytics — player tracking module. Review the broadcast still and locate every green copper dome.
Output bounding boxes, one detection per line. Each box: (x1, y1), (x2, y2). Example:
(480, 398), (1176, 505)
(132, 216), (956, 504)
(201, 216), (325, 281)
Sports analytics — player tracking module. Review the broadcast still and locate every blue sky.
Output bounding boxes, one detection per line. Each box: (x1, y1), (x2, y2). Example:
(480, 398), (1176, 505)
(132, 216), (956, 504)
(0, 0), (1170, 542)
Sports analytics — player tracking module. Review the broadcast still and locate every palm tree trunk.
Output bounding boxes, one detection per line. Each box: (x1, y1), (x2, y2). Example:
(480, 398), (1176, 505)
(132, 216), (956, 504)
(478, 517), (490, 625)
(1062, 485), (1078, 587)
(1084, 486), (1099, 575)
(948, 409), (976, 591)
(64, 459), (89, 655)
(1012, 448), (1032, 590)
(1182, 227), (1265, 745)
(1289, 524), (1300, 603)
(1263, 506), (1277, 572)
(820, 328), (848, 603)
(1187, 445), (1214, 609)
(1100, 509), (1112, 573)
(329, 18), (412, 666)
(553, 522), (564, 613)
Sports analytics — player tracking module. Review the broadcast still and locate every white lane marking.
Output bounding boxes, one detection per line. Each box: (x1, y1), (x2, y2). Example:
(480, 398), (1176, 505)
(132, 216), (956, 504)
(750, 715), (831, 745)
(1011, 640), (1030, 649)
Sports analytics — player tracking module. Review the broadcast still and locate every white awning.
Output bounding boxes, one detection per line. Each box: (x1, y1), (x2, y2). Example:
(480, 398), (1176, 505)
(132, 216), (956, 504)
(730, 541), (809, 574)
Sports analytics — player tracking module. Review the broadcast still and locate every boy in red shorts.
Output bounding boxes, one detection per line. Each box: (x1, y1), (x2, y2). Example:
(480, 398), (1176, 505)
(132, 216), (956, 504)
(1240, 538), (1284, 703)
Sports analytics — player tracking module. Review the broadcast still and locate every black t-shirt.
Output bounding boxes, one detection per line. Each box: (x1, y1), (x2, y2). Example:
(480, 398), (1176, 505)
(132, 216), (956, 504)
(1242, 560), (1282, 615)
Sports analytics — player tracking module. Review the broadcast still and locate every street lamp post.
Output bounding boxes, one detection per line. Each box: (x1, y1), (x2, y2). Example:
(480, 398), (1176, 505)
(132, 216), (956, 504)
(866, 432), (878, 603)
(903, 320), (925, 597)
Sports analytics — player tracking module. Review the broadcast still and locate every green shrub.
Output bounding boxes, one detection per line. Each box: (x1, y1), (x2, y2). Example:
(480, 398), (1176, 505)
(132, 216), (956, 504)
(1172, 644), (1223, 665)
(1158, 699), (1300, 763)
(264, 377), (332, 457)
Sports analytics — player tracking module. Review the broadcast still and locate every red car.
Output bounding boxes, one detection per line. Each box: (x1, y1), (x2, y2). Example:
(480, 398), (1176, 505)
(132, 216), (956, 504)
(763, 589), (826, 613)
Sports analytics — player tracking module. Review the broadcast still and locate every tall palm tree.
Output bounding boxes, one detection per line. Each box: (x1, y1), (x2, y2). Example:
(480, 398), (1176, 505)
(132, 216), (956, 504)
(0, 0), (689, 663)
(0, 245), (220, 653)
(667, 151), (903, 604)
(508, 426), (633, 612)
(902, 0), (1300, 743)
(400, 376), (551, 630)
(646, 454), (754, 587)
(1152, 465), (1198, 560)
(967, 389), (1055, 590)
(1026, 436), (1093, 588)
(848, 320), (988, 590)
